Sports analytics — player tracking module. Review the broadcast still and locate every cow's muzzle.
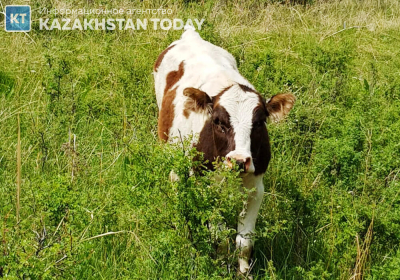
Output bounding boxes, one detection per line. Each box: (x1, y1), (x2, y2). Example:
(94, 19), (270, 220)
(226, 155), (254, 173)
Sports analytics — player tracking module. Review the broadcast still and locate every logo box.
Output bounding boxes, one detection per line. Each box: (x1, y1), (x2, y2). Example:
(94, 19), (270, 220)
(5, 5), (31, 32)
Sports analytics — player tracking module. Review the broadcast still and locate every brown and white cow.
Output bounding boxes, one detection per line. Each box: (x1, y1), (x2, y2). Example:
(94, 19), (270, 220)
(153, 26), (295, 275)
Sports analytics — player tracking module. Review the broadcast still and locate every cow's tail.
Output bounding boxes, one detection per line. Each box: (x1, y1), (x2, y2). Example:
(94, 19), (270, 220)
(184, 25), (195, 31)
(181, 24), (200, 39)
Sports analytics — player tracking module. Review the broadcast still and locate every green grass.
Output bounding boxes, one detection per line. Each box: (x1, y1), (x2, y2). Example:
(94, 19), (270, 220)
(1, 0), (400, 279)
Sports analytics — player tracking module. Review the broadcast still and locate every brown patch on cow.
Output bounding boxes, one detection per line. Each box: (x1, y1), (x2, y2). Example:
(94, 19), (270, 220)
(153, 44), (176, 72)
(238, 84), (257, 93)
(251, 101), (271, 175)
(253, 96), (268, 123)
(195, 104), (235, 170)
(183, 88), (212, 118)
(158, 88), (177, 141)
(250, 91), (295, 174)
(266, 93), (296, 122)
(157, 62), (185, 141)
(165, 61), (184, 92)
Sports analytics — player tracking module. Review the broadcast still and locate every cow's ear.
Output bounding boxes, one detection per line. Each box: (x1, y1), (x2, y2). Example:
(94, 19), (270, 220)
(183, 87), (212, 109)
(265, 93), (295, 122)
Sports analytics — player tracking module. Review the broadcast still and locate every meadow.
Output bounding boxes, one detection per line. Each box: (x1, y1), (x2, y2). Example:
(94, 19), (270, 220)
(1, 0), (400, 279)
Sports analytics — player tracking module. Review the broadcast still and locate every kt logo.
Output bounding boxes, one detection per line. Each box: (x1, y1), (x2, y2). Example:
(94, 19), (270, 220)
(5, 5), (31, 32)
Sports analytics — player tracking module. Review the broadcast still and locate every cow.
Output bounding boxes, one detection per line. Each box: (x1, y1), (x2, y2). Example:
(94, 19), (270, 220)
(153, 26), (295, 276)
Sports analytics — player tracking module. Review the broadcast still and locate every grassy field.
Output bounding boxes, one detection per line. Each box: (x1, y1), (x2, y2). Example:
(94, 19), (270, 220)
(1, 0), (400, 279)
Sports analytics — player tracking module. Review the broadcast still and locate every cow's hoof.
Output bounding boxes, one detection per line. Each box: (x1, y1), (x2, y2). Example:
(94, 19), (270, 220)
(238, 258), (253, 279)
(237, 270), (253, 280)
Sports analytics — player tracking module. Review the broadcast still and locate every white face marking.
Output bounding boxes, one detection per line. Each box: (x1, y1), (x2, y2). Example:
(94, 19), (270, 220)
(218, 85), (260, 167)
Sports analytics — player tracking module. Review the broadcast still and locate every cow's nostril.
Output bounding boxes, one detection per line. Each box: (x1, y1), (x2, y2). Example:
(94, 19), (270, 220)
(236, 159), (245, 171)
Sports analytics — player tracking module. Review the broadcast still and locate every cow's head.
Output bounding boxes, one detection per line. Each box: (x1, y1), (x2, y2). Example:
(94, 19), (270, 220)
(185, 84), (295, 175)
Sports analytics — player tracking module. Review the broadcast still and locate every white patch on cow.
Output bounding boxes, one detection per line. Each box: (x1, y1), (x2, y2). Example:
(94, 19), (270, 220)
(218, 84), (259, 173)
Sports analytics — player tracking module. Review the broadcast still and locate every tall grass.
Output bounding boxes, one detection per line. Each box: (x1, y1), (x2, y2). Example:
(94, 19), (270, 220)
(16, 114), (21, 223)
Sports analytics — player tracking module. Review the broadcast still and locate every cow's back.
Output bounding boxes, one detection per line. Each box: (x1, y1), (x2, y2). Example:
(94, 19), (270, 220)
(153, 29), (252, 142)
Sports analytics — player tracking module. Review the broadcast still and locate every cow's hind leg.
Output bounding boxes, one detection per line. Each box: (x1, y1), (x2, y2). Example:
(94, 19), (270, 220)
(236, 175), (264, 276)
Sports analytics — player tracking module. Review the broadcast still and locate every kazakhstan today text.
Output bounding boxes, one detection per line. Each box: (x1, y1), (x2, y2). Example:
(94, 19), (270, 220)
(39, 18), (205, 31)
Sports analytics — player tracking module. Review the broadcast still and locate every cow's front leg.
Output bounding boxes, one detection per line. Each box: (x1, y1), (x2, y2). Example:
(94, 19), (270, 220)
(236, 174), (264, 276)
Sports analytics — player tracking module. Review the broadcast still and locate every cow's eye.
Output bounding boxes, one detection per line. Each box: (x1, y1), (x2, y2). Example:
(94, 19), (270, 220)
(213, 118), (227, 133)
